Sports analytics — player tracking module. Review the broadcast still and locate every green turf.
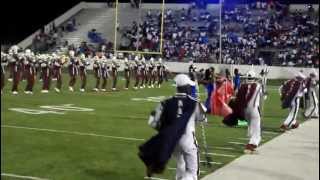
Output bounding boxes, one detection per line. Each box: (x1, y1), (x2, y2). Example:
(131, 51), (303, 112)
(1, 74), (305, 180)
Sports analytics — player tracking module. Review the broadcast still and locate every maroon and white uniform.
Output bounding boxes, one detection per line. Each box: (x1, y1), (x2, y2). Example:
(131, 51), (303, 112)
(23, 56), (36, 93)
(1, 53), (8, 93)
(79, 57), (90, 91)
(52, 56), (64, 92)
(100, 58), (109, 91)
(10, 54), (23, 93)
(40, 58), (52, 91)
(279, 75), (307, 130)
(111, 58), (119, 90)
(68, 57), (79, 90)
(92, 57), (102, 91)
(223, 71), (263, 153)
(123, 59), (131, 89)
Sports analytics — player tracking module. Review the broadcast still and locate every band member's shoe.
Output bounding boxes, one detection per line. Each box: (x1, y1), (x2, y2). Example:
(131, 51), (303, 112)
(244, 144), (258, 154)
(151, 85), (154, 88)
(280, 124), (289, 132)
(290, 122), (299, 129)
(133, 86), (138, 90)
(12, 91), (18, 95)
(54, 88), (60, 93)
(140, 86), (144, 89)
(41, 90), (49, 93)
(112, 88), (117, 91)
(80, 88), (85, 92)
(124, 87), (129, 90)
(24, 91), (33, 94)
(148, 86), (151, 88)
(8, 78), (13, 82)
(101, 89), (107, 92)
(158, 85), (161, 88)
(93, 88), (99, 92)
(69, 86), (74, 92)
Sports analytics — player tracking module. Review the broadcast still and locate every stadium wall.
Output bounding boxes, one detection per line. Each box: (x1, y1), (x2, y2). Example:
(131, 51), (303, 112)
(163, 62), (319, 80)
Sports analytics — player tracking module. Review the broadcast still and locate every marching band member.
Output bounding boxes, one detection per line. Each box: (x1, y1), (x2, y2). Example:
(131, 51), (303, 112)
(1, 52), (8, 94)
(111, 56), (120, 91)
(52, 54), (66, 93)
(133, 55), (141, 90)
(223, 71), (264, 154)
(79, 54), (90, 92)
(23, 49), (36, 94)
(10, 48), (23, 95)
(40, 54), (52, 93)
(304, 70), (319, 118)
(92, 55), (102, 92)
(123, 58), (131, 90)
(156, 58), (164, 88)
(100, 54), (109, 92)
(68, 50), (79, 92)
(279, 72), (307, 131)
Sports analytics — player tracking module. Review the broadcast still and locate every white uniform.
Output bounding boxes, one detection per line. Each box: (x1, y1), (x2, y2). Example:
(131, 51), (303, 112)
(148, 93), (207, 180)
(244, 82), (263, 146)
(281, 81), (306, 127)
(304, 77), (319, 118)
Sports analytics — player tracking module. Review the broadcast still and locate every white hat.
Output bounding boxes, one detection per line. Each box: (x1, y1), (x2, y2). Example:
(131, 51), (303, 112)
(246, 70), (256, 78)
(174, 74), (195, 87)
(296, 71), (306, 79)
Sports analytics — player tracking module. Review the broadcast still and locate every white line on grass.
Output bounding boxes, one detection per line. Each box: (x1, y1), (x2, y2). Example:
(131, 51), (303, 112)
(1, 125), (145, 142)
(262, 131), (279, 135)
(168, 167), (206, 174)
(1, 173), (49, 180)
(210, 146), (235, 150)
(200, 160), (223, 165)
(203, 152), (236, 158)
(144, 176), (168, 180)
(228, 142), (246, 145)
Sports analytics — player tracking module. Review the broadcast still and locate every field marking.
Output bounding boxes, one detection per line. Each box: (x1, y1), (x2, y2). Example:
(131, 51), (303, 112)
(168, 167), (206, 174)
(1, 125), (145, 142)
(1, 173), (49, 180)
(144, 176), (168, 180)
(262, 131), (279, 135)
(228, 142), (246, 145)
(203, 152), (236, 158)
(200, 160), (223, 165)
(210, 146), (235, 150)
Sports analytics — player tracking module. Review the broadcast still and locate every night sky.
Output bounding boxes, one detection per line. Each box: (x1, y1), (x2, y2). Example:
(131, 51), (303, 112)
(1, 0), (318, 44)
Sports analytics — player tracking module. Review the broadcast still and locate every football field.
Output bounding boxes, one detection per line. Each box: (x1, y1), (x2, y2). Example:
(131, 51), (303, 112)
(1, 75), (302, 180)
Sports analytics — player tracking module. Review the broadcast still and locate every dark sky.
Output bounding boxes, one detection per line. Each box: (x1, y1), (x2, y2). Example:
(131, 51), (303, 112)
(1, 0), (318, 44)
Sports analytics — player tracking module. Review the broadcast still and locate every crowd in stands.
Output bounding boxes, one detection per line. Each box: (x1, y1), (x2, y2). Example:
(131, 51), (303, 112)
(29, 1), (319, 67)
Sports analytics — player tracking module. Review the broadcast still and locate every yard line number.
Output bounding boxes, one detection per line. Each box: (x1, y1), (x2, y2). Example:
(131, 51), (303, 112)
(9, 104), (94, 115)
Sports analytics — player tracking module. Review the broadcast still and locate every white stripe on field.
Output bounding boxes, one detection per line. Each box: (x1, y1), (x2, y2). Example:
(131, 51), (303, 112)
(211, 146), (235, 150)
(1, 125), (145, 142)
(228, 142), (246, 145)
(144, 176), (168, 180)
(200, 160), (223, 165)
(203, 152), (236, 158)
(262, 131), (279, 135)
(1, 173), (49, 180)
(168, 167), (206, 174)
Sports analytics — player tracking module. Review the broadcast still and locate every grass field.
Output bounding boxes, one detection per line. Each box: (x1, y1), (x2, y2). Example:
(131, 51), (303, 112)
(1, 74), (304, 180)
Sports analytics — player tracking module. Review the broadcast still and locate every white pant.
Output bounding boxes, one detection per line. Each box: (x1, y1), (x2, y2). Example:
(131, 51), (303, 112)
(284, 97), (300, 127)
(245, 107), (261, 146)
(304, 91), (319, 118)
(175, 134), (199, 180)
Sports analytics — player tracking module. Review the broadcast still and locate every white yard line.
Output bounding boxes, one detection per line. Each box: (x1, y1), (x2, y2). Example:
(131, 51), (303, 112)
(144, 176), (168, 180)
(1, 125), (145, 142)
(203, 152), (236, 158)
(262, 131), (279, 135)
(228, 142), (246, 145)
(168, 167), (206, 174)
(200, 160), (223, 165)
(210, 146), (235, 150)
(1, 173), (49, 180)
